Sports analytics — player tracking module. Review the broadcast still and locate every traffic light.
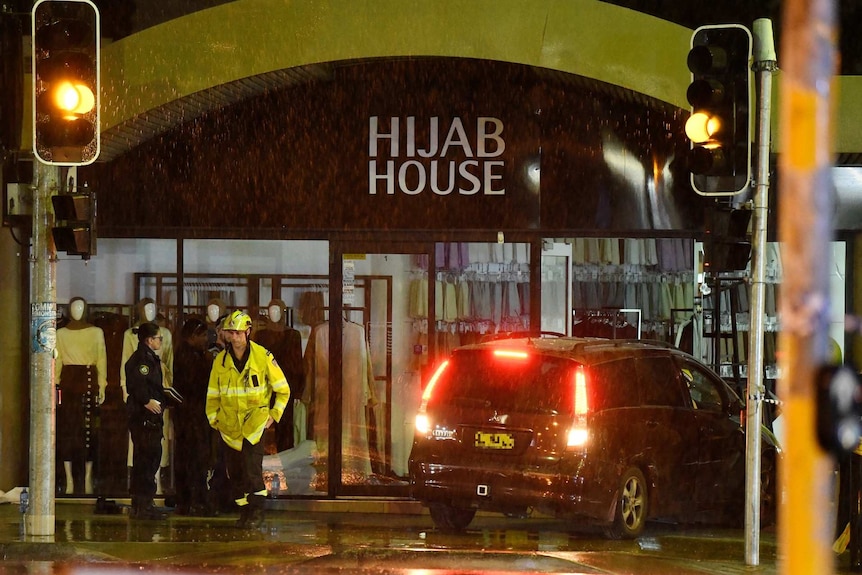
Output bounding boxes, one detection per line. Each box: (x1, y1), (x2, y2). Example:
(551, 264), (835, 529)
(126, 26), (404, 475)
(51, 182), (96, 258)
(816, 365), (862, 456)
(703, 205), (751, 272)
(32, 0), (100, 166)
(685, 24), (752, 196)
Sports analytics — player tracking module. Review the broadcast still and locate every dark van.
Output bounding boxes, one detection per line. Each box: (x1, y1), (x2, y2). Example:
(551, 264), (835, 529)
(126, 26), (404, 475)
(408, 336), (778, 538)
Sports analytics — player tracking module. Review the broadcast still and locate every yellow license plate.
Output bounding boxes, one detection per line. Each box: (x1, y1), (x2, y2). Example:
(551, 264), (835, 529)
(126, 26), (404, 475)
(474, 431), (514, 450)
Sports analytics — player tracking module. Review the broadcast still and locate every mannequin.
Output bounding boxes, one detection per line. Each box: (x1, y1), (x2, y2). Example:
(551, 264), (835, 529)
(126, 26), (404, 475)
(251, 299), (304, 451)
(121, 299), (174, 396)
(120, 298), (174, 494)
(55, 297), (108, 494)
(205, 298), (228, 353)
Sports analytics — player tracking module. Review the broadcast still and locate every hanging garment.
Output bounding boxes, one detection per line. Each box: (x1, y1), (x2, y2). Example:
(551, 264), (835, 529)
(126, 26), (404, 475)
(442, 280), (458, 323)
(408, 278), (428, 319)
(253, 327), (305, 451)
(456, 280), (470, 320)
(514, 243), (529, 264)
(624, 238), (643, 265)
(301, 321), (374, 480)
(468, 242), (492, 264)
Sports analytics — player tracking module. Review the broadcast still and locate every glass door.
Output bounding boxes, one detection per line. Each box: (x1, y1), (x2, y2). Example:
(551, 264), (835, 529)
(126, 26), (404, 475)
(540, 241), (572, 335)
(321, 240), (533, 496)
(327, 242), (434, 496)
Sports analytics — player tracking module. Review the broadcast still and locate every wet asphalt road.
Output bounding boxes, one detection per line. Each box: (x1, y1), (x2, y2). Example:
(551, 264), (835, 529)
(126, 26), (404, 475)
(0, 499), (854, 574)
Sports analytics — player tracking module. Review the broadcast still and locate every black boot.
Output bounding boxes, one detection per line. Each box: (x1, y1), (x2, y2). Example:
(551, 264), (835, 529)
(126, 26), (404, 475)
(135, 499), (167, 521)
(235, 502), (252, 528)
(246, 494), (266, 529)
(236, 495), (265, 529)
(129, 496), (140, 519)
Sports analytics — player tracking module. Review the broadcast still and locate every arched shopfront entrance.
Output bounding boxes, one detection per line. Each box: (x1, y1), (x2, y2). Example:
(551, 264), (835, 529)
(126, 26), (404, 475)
(4, 0), (853, 498)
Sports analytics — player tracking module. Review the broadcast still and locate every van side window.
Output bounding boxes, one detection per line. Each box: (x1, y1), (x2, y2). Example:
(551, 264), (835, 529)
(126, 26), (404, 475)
(589, 358), (638, 411)
(680, 363), (724, 412)
(635, 356), (687, 407)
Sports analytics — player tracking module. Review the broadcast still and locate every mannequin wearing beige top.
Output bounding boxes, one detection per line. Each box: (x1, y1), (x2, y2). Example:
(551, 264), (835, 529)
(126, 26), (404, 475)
(55, 297), (107, 494)
(120, 298), (174, 494)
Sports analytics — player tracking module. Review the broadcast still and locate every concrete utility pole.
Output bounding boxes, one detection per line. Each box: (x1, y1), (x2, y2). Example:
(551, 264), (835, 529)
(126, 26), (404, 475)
(778, 0), (838, 574)
(745, 17), (777, 567)
(27, 161), (58, 537)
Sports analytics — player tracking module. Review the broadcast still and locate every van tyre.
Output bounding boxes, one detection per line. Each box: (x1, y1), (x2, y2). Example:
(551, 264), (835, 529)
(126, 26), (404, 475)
(604, 467), (648, 539)
(429, 503), (476, 532)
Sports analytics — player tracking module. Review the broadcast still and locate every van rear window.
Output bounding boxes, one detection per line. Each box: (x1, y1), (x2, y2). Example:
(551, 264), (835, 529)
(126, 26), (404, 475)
(427, 350), (576, 413)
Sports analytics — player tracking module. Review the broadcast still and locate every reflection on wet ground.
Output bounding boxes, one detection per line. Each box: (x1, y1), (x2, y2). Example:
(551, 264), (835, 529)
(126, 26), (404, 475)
(0, 500), (817, 574)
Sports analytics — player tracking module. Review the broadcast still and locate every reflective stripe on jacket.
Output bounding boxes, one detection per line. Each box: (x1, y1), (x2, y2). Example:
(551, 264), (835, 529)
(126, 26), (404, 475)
(206, 340), (290, 450)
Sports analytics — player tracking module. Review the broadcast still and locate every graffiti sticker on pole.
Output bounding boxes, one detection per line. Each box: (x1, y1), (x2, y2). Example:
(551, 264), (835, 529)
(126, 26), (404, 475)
(31, 302), (57, 354)
(343, 259), (355, 306)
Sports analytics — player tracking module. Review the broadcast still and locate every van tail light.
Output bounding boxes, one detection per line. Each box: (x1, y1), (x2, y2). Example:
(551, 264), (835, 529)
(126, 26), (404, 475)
(567, 366), (589, 449)
(421, 360), (449, 404)
(415, 360), (450, 435)
(573, 366), (588, 415)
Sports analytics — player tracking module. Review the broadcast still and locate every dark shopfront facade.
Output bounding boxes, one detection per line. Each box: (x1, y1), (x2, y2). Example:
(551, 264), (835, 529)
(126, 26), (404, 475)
(52, 56), (724, 501)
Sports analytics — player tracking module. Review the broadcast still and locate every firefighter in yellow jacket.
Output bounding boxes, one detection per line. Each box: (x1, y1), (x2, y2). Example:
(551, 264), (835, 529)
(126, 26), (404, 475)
(206, 310), (290, 528)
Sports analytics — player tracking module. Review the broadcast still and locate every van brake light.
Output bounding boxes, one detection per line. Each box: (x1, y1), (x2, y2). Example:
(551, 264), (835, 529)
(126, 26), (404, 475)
(493, 349), (529, 360)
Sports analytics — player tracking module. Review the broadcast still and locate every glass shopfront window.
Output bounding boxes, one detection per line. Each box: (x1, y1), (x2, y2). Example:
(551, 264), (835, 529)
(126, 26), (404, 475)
(55, 239), (334, 499)
(55, 238), (177, 498)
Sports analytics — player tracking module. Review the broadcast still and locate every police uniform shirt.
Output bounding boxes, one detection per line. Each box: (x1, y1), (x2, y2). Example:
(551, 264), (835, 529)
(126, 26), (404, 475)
(125, 343), (166, 426)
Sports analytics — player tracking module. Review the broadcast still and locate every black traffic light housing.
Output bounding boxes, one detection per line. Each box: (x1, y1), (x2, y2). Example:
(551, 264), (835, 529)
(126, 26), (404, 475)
(703, 205), (752, 272)
(52, 181), (96, 258)
(686, 24), (752, 196)
(816, 365), (862, 456)
(32, 0), (100, 166)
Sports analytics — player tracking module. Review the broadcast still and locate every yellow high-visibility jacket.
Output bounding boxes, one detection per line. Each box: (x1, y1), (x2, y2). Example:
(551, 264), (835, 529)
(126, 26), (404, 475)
(206, 341), (290, 451)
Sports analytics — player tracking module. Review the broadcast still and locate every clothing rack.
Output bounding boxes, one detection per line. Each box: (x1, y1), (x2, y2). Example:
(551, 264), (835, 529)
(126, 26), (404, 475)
(572, 308), (642, 340)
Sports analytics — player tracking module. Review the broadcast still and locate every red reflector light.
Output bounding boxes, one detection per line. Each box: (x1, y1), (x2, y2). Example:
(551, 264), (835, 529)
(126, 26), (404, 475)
(493, 349), (529, 360)
(574, 366), (588, 415)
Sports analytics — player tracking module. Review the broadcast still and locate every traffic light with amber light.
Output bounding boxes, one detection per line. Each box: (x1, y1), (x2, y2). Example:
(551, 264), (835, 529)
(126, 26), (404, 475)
(32, 0), (100, 166)
(51, 183), (96, 259)
(686, 24), (752, 196)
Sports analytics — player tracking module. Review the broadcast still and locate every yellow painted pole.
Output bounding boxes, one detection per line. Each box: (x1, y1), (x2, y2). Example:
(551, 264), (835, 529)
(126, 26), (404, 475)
(777, 0), (839, 574)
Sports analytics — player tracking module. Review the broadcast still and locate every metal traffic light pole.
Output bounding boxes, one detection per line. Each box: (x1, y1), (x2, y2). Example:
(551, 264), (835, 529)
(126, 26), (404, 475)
(28, 161), (59, 537)
(26, 0), (101, 536)
(744, 18), (777, 566)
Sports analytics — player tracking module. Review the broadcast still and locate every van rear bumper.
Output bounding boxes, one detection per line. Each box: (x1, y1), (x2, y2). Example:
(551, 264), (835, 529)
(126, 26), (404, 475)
(409, 459), (611, 522)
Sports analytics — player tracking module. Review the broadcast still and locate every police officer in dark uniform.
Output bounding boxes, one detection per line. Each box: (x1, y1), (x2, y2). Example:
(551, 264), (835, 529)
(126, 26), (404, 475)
(124, 322), (167, 520)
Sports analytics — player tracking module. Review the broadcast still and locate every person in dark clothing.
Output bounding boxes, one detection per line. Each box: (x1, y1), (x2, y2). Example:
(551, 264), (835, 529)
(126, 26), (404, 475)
(172, 317), (213, 516)
(124, 322), (168, 520)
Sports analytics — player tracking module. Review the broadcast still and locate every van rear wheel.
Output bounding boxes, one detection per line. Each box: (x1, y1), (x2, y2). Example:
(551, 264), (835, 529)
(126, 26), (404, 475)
(428, 503), (476, 532)
(603, 467), (648, 539)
